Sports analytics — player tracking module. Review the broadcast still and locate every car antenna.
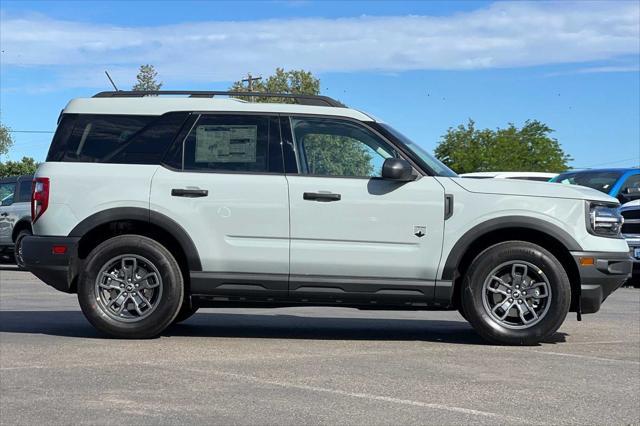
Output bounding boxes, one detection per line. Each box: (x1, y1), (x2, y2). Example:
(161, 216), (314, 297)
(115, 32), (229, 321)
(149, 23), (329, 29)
(104, 70), (120, 91)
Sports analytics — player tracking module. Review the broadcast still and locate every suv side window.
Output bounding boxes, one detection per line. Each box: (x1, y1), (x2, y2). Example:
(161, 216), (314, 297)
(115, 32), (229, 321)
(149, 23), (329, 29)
(180, 114), (280, 173)
(47, 113), (188, 164)
(0, 182), (16, 206)
(17, 179), (32, 203)
(290, 116), (396, 178)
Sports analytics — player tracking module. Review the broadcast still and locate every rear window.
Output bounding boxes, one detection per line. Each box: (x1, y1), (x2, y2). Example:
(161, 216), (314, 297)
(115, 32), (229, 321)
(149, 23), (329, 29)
(47, 113), (188, 164)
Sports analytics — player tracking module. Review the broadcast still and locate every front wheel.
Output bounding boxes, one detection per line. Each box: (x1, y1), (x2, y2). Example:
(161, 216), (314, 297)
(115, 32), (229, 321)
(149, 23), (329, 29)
(462, 241), (570, 345)
(78, 235), (184, 338)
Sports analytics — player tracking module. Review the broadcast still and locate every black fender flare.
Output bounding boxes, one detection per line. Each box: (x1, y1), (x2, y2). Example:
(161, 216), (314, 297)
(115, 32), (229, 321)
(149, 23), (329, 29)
(68, 207), (202, 271)
(11, 217), (33, 242)
(441, 216), (582, 281)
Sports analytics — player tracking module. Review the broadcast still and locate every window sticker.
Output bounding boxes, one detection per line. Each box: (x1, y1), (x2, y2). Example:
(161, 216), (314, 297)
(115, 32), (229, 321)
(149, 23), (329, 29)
(195, 125), (258, 163)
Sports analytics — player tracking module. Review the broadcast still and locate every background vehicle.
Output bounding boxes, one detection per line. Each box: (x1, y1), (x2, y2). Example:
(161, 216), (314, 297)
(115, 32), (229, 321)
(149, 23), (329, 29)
(460, 171), (557, 181)
(0, 175), (33, 267)
(620, 200), (640, 287)
(21, 91), (631, 345)
(551, 168), (640, 204)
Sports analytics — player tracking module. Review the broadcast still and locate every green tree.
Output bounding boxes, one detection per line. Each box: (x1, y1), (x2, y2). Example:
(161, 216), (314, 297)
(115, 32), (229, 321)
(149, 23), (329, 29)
(230, 69), (370, 175)
(0, 122), (13, 158)
(434, 119), (571, 174)
(132, 64), (163, 91)
(0, 157), (39, 178)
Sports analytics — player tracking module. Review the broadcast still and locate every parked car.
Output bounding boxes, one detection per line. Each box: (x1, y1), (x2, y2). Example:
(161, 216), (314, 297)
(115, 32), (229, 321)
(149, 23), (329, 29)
(551, 168), (640, 204)
(0, 175), (33, 268)
(620, 200), (640, 287)
(460, 171), (557, 182)
(21, 90), (631, 344)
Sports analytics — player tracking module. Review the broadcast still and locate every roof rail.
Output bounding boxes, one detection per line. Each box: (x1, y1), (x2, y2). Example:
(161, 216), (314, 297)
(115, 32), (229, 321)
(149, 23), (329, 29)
(92, 91), (345, 108)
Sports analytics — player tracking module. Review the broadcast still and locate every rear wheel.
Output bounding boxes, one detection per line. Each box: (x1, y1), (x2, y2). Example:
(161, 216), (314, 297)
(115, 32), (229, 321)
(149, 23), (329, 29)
(14, 229), (32, 270)
(78, 235), (183, 338)
(462, 241), (570, 345)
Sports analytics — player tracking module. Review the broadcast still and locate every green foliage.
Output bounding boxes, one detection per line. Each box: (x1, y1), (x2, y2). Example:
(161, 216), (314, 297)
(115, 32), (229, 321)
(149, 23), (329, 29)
(0, 122), (13, 158)
(434, 119), (572, 174)
(132, 64), (163, 91)
(231, 68), (373, 176)
(0, 157), (39, 178)
(303, 135), (374, 176)
(230, 68), (320, 103)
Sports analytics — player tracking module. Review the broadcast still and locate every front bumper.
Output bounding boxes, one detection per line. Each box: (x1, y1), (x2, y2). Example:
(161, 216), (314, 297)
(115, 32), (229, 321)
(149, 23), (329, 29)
(571, 251), (633, 314)
(623, 235), (640, 285)
(21, 236), (80, 293)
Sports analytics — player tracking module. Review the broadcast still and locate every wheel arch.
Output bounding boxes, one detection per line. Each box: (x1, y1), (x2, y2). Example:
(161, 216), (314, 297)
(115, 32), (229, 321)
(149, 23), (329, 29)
(12, 218), (33, 242)
(444, 216), (582, 312)
(69, 207), (202, 272)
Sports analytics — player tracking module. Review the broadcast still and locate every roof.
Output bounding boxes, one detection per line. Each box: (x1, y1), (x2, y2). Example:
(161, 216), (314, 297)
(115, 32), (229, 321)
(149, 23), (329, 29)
(63, 97), (375, 122)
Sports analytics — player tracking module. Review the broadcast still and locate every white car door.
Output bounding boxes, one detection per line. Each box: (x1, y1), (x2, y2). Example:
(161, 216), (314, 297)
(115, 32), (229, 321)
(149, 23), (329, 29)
(283, 116), (446, 304)
(150, 114), (290, 298)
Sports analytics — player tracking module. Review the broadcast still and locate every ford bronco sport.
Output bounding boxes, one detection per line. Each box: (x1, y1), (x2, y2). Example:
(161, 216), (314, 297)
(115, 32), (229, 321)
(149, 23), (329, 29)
(22, 91), (632, 344)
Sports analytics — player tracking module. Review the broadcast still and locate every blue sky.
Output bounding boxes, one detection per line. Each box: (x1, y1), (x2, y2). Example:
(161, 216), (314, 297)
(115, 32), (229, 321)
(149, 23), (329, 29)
(1, 0), (639, 169)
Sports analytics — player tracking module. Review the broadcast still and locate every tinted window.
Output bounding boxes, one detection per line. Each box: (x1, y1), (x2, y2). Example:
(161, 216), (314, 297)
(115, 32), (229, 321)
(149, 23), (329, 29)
(291, 117), (396, 178)
(182, 115), (273, 173)
(553, 171), (623, 194)
(17, 180), (33, 203)
(621, 174), (640, 193)
(47, 113), (187, 164)
(0, 182), (16, 206)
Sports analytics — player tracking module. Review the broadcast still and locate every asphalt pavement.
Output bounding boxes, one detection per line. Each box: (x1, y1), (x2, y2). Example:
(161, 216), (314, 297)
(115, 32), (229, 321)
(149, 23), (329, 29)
(1, 266), (639, 425)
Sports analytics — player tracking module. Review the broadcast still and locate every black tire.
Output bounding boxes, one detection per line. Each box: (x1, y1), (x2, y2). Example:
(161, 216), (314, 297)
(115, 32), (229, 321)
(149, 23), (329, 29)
(78, 235), (184, 339)
(14, 228), (32, 270)
(462, 241), (571, 346)
(172, 301), (199, 324)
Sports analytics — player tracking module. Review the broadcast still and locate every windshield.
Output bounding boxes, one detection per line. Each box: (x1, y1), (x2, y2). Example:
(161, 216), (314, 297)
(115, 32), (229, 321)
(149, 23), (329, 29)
(552, 171), (623, 194)
(377, 123), (457, 177)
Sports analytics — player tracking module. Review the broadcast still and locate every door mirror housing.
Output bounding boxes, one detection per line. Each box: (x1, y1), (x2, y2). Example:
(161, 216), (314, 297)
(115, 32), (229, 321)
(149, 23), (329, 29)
(381, 158), (415, 181)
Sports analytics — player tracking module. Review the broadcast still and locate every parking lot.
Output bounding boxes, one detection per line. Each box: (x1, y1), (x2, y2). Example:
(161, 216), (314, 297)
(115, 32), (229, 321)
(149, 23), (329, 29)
(0, 267), (638, 425)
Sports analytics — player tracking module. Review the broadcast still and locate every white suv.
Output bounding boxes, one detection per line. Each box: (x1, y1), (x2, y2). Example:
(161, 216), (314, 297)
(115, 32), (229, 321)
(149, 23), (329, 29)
(22, 91), (632, 344)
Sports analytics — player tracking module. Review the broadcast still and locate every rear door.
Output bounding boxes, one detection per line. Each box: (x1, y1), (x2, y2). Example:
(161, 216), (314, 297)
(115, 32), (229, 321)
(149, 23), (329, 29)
(282, 116), (446, 305)
(150, 113), (290, 298)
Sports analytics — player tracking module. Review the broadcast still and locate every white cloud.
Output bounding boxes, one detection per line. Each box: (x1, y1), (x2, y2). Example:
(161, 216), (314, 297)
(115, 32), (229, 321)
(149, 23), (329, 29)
(1, 1), (638, 88)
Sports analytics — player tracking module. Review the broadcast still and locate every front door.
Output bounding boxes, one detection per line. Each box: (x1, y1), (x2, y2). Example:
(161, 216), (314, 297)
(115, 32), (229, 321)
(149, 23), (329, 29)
(283, 116), (446, 305)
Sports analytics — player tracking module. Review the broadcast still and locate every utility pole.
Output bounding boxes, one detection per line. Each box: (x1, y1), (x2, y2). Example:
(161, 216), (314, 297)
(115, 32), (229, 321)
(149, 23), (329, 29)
(242, 73), (262, 91)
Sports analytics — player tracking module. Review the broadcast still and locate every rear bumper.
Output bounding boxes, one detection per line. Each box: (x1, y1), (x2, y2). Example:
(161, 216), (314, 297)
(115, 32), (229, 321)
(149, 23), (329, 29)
(571, 251), (633, 314)
(21, 236), (80, 293)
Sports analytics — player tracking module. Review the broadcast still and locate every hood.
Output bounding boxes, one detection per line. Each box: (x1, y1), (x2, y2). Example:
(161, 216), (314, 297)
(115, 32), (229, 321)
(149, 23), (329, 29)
(451, 177), (617, 203)
(621, 200), (640, 210)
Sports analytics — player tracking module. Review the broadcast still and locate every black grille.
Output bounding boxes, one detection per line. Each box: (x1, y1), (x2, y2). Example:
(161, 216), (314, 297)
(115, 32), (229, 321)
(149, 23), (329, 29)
(621, 209), (640, 220)
(621, 208), (640, 234)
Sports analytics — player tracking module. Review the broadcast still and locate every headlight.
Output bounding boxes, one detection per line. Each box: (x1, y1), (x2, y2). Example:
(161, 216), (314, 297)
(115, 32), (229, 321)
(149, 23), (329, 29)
(586, 202), (624, 238)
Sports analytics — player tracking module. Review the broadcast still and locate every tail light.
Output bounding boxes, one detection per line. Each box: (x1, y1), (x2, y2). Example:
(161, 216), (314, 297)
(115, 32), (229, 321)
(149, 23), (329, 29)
(31, 177), (50, 223)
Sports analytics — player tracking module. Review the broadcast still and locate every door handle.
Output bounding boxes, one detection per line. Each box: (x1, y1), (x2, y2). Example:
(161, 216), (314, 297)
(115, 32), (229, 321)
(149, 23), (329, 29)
(0, 212), (7, 217)
(303, 192), (341, 202)
(171, 188), (209, 198)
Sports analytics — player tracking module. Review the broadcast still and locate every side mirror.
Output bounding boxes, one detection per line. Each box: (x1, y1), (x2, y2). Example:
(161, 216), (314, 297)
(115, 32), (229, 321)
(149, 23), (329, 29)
(381, 158), (415, 181)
